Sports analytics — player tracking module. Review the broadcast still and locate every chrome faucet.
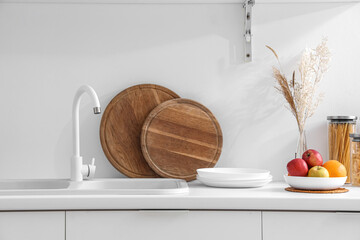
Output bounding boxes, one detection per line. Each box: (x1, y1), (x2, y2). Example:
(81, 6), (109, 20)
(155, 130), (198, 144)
(71, 85), (101, 181)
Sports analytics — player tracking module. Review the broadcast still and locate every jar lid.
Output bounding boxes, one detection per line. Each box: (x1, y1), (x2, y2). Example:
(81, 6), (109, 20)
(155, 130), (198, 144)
(327, 116), (358, 121)
(350, 134), (360, 142)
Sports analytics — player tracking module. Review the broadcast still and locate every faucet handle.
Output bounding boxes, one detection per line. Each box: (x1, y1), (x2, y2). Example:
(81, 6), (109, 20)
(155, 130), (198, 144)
(81, 158), (96, 180)
(87, 158), (96, 179)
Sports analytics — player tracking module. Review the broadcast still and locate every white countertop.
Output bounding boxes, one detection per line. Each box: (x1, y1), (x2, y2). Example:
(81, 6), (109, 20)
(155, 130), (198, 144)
(1, 181), (360, 212)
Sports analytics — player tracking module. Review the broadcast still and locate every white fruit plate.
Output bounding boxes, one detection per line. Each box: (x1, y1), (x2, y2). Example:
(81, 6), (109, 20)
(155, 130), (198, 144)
(284, 175), (347, 190)
(197, 168), (270, 180)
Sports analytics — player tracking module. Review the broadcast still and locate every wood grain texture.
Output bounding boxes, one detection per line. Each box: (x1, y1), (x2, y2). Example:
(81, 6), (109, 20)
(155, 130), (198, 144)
(285, 187), (349, 194)
(141, 98), (222, 181)
(100, 84), (180, 178)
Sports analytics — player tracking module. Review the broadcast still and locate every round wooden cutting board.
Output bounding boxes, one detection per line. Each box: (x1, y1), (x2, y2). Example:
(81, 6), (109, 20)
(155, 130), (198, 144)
(141, 98), (223, 181)
(100, 84), (180, 178)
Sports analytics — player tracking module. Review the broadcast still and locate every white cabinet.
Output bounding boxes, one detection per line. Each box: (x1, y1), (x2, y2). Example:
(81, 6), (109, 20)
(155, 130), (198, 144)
(263, 211), (360, 240)
(0, 211), (65, 240)
(66, 210), (261, 240)
(4, 209), (360, 240)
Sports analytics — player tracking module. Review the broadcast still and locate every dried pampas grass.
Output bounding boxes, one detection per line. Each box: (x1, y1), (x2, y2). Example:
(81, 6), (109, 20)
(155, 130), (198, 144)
(267, 39), (331, 133)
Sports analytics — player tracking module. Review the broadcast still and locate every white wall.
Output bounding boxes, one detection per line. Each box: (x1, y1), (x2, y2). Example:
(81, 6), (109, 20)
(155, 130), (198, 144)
(0, 2), (359, 180)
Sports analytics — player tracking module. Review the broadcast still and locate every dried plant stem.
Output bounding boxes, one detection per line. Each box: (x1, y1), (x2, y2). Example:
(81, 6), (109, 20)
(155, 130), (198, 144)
(267, 39), (331, 133)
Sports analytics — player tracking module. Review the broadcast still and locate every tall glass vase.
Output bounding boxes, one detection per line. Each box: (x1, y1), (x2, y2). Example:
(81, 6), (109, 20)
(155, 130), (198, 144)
(296, 130), (307, 158)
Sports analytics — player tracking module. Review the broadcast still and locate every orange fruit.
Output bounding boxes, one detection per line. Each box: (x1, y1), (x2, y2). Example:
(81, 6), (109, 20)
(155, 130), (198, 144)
(323, 160), (347, 177)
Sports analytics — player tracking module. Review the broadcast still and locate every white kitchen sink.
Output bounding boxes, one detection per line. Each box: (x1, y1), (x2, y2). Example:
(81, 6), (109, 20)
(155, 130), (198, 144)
(0, 178), (188, 195)
(0, 179), (71, 190)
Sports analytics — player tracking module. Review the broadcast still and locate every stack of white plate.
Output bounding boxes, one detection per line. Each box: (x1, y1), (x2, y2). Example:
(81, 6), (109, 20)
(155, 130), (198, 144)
(196, 168), (272, 188)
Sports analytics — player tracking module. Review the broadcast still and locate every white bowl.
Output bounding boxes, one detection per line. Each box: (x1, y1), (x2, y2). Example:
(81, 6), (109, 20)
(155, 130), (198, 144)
(284, 175), (347, 190)
(197, 168), (270, 180)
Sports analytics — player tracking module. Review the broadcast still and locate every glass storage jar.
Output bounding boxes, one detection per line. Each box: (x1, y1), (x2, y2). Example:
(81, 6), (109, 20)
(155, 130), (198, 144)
(327, 116), (358, 183)
(350, 134), (360, 186)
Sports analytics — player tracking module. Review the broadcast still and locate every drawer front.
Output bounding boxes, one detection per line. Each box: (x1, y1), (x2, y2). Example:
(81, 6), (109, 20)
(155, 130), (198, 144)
(66, 210), (261, 240)
(263, 211), (360, 240)
(0, 211), (65, 240)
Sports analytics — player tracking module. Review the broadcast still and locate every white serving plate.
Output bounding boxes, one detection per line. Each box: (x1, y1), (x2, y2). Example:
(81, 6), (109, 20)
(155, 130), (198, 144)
(197, 174), (272, 182)
(197, 175), (272, 188)
(284, 175), (347, 190)
(197, 168), (270, 180)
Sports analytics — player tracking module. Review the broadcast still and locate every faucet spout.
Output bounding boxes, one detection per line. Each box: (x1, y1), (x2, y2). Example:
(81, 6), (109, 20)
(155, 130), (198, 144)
(71, 85), (101, 181)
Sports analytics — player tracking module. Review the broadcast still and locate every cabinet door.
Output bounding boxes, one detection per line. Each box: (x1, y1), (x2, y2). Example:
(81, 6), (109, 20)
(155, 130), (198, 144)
(67, 210), (261, 240)
(263, 211), (360, 240)
(0, 211), (65, 240)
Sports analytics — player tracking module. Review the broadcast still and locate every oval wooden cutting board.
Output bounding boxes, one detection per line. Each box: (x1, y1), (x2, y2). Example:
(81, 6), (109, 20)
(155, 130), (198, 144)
(141, 98), (223, 181)
(100, 84), (180, 178)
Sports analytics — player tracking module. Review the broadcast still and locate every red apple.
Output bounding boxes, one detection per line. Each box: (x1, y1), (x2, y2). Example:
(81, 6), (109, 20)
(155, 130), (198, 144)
(302, 149), (323, 168)
(287, 158), (308, 176)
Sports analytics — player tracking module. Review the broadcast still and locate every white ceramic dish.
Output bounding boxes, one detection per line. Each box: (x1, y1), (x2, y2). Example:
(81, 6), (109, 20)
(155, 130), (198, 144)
(197, 174), (272, 182)
(197, 168), (270, 180)
(284, 175), (347, 190)
(197, 175), (272, 188)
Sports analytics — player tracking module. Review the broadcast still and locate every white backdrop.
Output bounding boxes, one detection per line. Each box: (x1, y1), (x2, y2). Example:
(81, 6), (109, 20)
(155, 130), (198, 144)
(0, 2), (359, 180)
